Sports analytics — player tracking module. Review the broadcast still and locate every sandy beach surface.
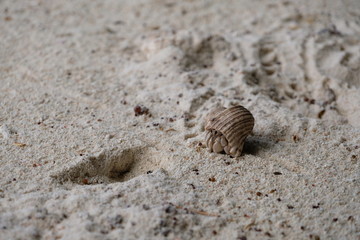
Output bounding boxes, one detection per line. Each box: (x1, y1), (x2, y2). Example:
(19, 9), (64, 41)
(1, 0), (360, 239)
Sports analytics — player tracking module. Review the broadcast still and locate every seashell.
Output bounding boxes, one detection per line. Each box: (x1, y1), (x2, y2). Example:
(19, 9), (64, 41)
(204, 105), (254, 157)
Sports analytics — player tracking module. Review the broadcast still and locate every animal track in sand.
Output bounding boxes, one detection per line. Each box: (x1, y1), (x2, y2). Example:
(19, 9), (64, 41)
(180, 35), (231, 71)
(139, 32), (234, 73)
(310, 32), (360, 127)
(239, 33), (352, 125)
(314, 34), (360, 88)
(258, 38), (280, 76)
(51, 146), (168, 184)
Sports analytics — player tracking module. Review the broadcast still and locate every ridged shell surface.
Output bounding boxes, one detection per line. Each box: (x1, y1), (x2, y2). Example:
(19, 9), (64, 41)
(204, 105), (254, 157)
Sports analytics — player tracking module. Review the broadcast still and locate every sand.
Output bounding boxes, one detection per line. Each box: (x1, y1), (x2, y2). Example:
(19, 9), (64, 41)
(1, 0), (359, 239)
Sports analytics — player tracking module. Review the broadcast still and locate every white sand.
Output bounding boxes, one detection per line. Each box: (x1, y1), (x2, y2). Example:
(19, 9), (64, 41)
(1, 0), (360, 239)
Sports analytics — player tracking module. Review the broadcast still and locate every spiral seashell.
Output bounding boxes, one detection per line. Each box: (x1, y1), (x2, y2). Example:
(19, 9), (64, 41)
(204, 105), (254, 157)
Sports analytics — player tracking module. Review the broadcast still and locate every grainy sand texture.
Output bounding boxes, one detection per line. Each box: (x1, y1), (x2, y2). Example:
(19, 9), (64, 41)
(1, 0), (360, 239)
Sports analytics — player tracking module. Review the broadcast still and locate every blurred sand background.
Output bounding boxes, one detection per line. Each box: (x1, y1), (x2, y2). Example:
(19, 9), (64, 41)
(1, 0), (360, 239)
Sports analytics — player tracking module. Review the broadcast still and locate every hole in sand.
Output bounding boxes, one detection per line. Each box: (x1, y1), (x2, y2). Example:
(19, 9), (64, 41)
(52, 146), (167, 185)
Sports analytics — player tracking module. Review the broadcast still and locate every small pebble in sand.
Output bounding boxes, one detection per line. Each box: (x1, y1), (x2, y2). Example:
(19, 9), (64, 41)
(209, 177), (216, 182)
(14, 142), (27, 147)
(134, 105), (150, 116)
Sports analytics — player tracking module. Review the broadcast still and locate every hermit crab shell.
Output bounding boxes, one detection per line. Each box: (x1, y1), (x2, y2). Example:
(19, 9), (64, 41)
(204, 105), (254, 157)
